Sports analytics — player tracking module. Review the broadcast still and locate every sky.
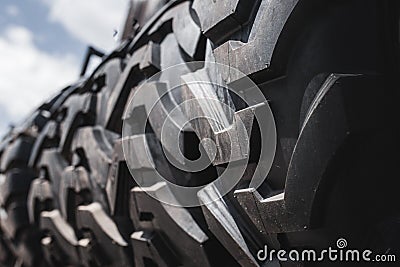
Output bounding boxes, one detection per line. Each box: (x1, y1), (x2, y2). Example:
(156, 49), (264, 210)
(0, 0), (129, 137)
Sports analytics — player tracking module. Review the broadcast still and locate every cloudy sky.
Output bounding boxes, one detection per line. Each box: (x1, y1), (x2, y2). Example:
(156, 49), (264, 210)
(0, 0), (129, 137)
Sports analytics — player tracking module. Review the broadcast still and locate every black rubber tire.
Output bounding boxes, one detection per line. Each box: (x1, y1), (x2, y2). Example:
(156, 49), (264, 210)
(0, 0), (399, 266)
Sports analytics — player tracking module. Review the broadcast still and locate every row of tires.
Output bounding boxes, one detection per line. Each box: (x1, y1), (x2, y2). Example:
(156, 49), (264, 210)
(0, 0), (399, 266)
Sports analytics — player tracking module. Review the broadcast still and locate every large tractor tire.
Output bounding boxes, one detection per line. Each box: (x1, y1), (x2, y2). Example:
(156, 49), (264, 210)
(0, 0), (399, 266)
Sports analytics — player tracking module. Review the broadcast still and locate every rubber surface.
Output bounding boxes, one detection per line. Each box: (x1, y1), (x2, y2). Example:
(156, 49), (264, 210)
(0, 0), (399, 266)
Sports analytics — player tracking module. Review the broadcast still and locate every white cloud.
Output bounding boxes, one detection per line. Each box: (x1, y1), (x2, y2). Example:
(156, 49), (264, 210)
(6, 5), (20, 17)
(0, 1), (128, 137)
(42, 0), (128, 51)
(0, 25), (79, 135)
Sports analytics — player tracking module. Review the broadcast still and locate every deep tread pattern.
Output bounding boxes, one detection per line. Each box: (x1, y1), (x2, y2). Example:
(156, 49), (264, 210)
(94, 58), (122, 126)
(130, 182), (212, 267)
(46, 84), (81, 115)
(0, 137), (34, 172)
(234, 74), (386, 233)
(213, 0), (299, 82)
(172, 4), (202, 58)
(59, 166), (92, 224)
(192, 0), (258, 43)
(198, 184), (259, 267)
(36, 149), (68, 198)
(28, 121), (59, 168)
(71, 127), (118, 188)
(27, 178), (54, 225)
(77, 203), (132, 266)
(40, 210), (81, 265)
(1, 201), (30, 239)
(105, 139), (131, 216)
(124, 82), (188, 164)
(0, 0), (396, 266)
(0, 169), (34, 209)
(104, 41), (161, 131)
(130, 230), (173, 267)
(0, 233), (15, 266)
(181, 72), (267, 164)
(58, 93), (96, 157)
(0, 135), (42, 267)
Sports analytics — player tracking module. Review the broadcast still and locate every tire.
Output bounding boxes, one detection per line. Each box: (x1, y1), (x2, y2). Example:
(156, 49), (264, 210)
(0, 0), (398, 266)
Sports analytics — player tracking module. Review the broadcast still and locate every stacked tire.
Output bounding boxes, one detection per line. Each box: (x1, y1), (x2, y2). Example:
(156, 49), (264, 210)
(0, 0), (398, 266)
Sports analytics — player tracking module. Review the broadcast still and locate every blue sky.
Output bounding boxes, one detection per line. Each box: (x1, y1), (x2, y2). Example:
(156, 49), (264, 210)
(0, 0), (128, 137)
